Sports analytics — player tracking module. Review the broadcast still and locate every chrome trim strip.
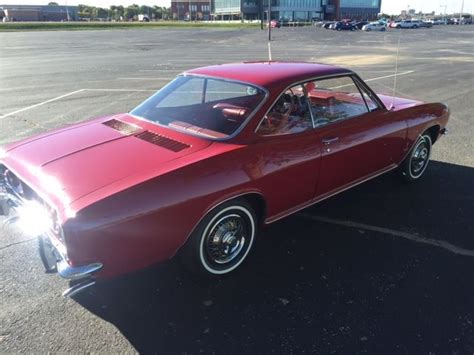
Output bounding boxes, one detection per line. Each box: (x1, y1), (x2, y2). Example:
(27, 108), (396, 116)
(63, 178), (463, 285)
(62, 280), (96, 298)
(265, 164), (398, 224)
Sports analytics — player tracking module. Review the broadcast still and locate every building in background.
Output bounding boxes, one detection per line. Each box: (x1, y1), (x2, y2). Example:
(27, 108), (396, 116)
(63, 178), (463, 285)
(171, 0), (212, 20)
(0, 4), (78, 21)
(214, 0), (324, 21)
(337, 0), (381, 20)
(212, 0), (381, 21)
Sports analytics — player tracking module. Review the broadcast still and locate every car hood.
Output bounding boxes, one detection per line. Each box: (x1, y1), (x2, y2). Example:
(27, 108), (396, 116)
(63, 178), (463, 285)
(1, 114), (212, 220)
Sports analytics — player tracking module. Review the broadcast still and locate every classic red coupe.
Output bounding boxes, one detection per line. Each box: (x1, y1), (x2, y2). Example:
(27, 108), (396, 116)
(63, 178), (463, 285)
(0, 62), (449, 297)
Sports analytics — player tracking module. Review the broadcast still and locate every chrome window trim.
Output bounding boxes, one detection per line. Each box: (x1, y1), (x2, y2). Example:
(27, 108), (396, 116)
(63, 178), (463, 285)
(130, 73), (270, 142)
(351, 74), (386, 110)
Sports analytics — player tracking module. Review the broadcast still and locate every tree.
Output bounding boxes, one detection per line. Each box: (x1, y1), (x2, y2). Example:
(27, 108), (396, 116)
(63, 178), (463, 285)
(124, 4), (139, 20)
(48, 1), (59, 5)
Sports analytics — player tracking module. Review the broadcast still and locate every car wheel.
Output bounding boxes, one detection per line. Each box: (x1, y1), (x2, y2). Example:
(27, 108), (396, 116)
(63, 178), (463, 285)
(366, 28), (371, 31)
(180, 199), (257, 276)
(381, 27), (386, 31)
(413, 25), (418, 28)
(400, 134), (432, 182)
(397, 25), (401, 28)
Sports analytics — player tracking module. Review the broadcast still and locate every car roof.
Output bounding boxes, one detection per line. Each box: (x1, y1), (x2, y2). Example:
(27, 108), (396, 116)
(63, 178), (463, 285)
(185, 61), (352, 90)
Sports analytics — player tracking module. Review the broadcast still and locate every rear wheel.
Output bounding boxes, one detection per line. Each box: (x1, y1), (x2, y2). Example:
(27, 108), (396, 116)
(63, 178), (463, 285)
(400, 134), (432, 182)
(180, 200), (257, 276)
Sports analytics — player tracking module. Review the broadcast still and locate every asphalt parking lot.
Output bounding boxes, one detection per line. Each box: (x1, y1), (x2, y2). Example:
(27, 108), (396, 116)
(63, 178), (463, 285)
(0, 25), (473, 353)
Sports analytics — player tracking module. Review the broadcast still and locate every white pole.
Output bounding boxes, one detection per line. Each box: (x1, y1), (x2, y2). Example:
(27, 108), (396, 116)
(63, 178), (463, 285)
(65, 0), (70, 21)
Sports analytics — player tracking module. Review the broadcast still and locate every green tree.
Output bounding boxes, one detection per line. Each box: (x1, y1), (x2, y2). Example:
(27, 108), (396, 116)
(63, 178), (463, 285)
(48, 1), (59, 5)
(124, 4), (139, 20)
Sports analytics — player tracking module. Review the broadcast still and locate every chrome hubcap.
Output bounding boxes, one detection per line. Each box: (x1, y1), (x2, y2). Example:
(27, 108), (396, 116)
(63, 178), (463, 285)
(206, 214), (246, 265)
(411, 138), (430, 176)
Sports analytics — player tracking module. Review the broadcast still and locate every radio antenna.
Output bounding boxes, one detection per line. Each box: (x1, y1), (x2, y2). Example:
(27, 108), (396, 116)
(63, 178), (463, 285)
(390, 27), (402, 110)
(267, 0), (272, 61)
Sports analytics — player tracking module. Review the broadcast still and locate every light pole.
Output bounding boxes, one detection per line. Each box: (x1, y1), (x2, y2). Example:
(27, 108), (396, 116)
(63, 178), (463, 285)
(268, 0), (271, 41)
(459, 0), (464, 24)
(65, 0), (70, 21)
(440, 5), (447, 21)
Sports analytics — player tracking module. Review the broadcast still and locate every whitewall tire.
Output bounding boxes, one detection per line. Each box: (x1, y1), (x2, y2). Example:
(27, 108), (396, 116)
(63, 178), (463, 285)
(180, 200), (257, 276)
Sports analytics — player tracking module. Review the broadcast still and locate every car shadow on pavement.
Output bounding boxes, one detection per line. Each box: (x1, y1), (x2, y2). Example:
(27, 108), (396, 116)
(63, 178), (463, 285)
(75, 160), (474, 354)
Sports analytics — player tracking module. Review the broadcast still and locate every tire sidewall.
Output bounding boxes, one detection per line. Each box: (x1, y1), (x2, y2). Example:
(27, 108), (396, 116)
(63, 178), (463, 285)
(406, 134), (432, 180)
(185, 200), (257, 276)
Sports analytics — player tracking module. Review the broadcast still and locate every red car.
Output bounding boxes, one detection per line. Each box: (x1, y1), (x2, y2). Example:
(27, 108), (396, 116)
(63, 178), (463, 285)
(268, 19), (281, 28)
(0, 62), (449, 296)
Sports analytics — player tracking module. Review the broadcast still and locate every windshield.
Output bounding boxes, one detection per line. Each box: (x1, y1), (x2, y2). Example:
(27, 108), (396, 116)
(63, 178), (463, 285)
(130, 75), (266, 139)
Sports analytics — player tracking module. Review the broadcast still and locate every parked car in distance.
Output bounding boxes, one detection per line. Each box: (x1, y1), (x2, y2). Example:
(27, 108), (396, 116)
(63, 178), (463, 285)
(362, 22), (386, 31)
(389, 20), (401, 28)
(397, 20), (422, 28)
(267, 19), (281, 28)
(322, 21), (334, 29)
(430, 19), (446, 25)
(419, 20), (433, 28)
(354, 21), (368, 29)
(334, 21), (357, 31)
(0, 62), (449, 297)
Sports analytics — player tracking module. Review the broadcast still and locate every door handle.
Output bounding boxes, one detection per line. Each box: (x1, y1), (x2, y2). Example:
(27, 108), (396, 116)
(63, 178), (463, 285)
(322, 137), (339, 145)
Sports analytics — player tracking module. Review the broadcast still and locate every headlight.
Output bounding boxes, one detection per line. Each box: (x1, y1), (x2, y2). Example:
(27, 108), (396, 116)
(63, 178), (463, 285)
(15, 200), (53, 236)
(0, 147), (7, 160)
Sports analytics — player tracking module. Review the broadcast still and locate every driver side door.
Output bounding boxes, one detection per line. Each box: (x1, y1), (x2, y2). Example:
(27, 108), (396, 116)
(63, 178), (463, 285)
(254, 84), (322, 221)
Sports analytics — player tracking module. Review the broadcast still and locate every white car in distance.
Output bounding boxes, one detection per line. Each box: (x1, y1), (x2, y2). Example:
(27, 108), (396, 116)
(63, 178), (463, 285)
(362, 22), (387, 31)
(396, 20), (422, 28)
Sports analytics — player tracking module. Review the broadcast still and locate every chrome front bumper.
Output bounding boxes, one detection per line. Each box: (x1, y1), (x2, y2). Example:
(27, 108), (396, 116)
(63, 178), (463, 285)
(39, 233), (103, 297)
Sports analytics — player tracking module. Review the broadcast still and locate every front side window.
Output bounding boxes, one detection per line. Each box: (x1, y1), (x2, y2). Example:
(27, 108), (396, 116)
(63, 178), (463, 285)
(305, 76), (375, 127)
(131, 76), (265, 139)
(257, 84), (313, 136)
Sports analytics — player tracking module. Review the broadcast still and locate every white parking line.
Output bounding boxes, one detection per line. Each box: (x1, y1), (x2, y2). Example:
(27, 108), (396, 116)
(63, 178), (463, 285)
(330, 70), (415, 89)
(84, 88), (157, 92)
(0, 89), (85, 119)
(117, 77), (174, 80)
(0, 88), (157, 119)
(298, 213), (474, 257)
(363, 70), (414, 82)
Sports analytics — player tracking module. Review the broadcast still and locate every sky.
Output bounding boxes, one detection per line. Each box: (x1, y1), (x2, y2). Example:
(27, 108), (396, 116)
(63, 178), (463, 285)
(0, 0), (472, 15)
